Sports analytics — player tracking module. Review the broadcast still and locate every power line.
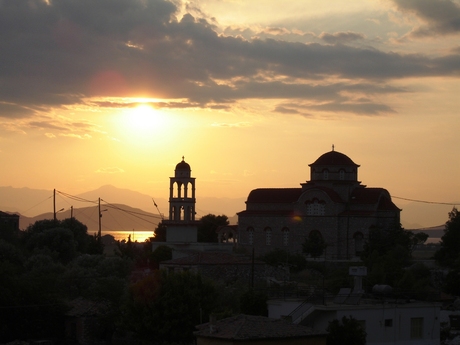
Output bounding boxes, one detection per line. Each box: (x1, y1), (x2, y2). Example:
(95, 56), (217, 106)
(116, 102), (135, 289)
(391, 195), (457, 206)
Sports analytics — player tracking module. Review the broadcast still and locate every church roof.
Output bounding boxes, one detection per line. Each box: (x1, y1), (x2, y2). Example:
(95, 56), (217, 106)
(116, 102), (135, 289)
(175, 157), (191, 171)
(194, 314), (322, 340)
(246, 188), (303, 203)
(310, 150), (359, 167)
(349, 187), (400, 211)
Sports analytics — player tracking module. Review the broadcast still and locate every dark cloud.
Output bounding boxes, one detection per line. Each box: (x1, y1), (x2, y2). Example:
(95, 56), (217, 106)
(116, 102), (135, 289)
(0, 0), (459, 119)
(319, 31), (366, 44)
(0, 103), (36, 118)
(392, 0), (460, 37)
(273, 106), (300, 114)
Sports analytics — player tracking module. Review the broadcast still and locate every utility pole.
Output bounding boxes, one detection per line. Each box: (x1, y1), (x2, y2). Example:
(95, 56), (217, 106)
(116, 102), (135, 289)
(53, 189), (56, 222)
(98, 198), (102, 239)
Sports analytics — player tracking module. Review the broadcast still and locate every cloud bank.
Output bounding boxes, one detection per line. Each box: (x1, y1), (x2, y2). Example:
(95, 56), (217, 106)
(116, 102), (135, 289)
(0, 0), (459, 120)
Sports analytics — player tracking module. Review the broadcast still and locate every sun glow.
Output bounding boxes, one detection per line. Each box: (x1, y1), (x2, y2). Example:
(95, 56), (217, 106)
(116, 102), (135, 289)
(128, 104), (165, 131)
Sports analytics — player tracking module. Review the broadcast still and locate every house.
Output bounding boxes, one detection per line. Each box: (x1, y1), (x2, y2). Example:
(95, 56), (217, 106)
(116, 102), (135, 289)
(194, 314), (326, 345)
(268, 295), (441, 345)
(237, 148), (401, 260)
(0, 210), (20, 231)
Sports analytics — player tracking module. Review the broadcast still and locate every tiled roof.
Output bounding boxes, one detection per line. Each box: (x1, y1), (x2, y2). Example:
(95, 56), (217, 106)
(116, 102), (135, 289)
(246, 188), (303, 203)
(351, 187), (400, 210)
(195, 314), (322, 340)
(237, 209), (295, 216)
(309, 150), (359, 167)
(161, 252), (261, 266)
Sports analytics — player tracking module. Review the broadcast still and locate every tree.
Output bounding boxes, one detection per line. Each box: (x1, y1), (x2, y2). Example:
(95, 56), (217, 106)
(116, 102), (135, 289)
(22, 218), (100, 255)
(197, 214), (229, 242)
(326, 316), (366, 345)
(25, 227), (77, 264)
(120, 270), (217, 343)
(150, 245), (172, 266)
(151, 221), (167, 242)
(360, 223), (427, 287)
(434, 208), (460, 267)
(302, 231), (327, 258)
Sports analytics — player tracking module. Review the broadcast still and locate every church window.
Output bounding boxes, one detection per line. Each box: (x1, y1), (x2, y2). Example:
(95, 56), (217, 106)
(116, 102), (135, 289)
(265, 227), (272, 245)
(339, 169), (345, 180)
(247, 227), (254, 245)
(323, 169), (329, 180)
(306, 198), (325, 216)
(282, 227), (289, 246)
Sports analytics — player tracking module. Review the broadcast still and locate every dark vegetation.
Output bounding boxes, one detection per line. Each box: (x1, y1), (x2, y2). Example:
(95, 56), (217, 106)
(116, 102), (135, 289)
(1, 208), (459, 343)
(0, 215), (265, 344)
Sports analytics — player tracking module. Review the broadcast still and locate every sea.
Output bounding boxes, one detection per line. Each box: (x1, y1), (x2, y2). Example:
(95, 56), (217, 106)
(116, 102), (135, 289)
(101, 230), (154, 243)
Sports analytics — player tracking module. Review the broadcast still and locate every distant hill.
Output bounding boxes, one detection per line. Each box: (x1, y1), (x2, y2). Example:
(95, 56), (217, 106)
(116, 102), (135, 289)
(0, 185), (245, 226)
(395, 200), (454, 229)
(19, 203), (162, 234)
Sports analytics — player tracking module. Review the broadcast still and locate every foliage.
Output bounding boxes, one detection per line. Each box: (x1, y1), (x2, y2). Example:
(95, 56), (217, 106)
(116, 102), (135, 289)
(197, 214), (229, 242)
(25, 227), (77, 264)
(150, 245), (173, 265)
(23, 218), (103, 255)
(434, 208), (460, 267)
(326, 316), (366, 345)
(152, 221), (167, 242)
(259, 248), (307, 273)
(302, 231), (327, 258)
(239, 289), (268, 316)
(360, 223), (427, 287)
(120, 270), (218, 343)
(394, 262), (432, 300)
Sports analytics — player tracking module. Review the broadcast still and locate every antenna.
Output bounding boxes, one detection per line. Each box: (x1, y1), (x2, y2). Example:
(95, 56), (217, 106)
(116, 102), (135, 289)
(152, 198), (164, 220)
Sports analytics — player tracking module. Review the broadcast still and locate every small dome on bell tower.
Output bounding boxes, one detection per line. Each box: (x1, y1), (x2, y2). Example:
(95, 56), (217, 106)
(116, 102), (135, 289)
(175, 156), (191, 178)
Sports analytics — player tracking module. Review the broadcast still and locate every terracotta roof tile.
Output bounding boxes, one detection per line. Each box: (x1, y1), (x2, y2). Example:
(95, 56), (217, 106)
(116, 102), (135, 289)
(246, 188), (303, 203)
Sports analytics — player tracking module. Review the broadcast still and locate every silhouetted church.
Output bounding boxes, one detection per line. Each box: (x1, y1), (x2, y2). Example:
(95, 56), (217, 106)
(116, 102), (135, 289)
(237, 148), (401, 260)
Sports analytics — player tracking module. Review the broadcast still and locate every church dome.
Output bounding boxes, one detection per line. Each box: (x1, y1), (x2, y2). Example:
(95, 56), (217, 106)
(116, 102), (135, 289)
(175, 157), (191, 171)
(310, 150), (359, 167)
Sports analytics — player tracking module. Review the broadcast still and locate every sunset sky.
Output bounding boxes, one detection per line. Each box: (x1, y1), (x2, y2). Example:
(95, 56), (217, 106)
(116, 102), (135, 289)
(0, 0), (459, 209)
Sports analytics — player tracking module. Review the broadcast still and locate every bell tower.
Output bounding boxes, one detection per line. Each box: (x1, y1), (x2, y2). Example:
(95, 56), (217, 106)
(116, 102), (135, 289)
(164, 157), (198, 243)
(169, 156), (196, 222)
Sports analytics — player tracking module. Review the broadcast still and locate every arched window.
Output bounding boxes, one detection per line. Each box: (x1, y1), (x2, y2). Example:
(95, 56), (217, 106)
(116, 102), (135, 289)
(306, 198), (325, 216)
(282, 227), (289, 246)
(265, 227), (272, 246)
(354, 232), (364, 255)
(305, 230), (326, 258)
(247, 227), (254, 245)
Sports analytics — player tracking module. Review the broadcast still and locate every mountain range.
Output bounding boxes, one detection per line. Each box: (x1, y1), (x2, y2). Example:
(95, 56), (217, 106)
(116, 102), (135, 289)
(0, 185), (455, 236)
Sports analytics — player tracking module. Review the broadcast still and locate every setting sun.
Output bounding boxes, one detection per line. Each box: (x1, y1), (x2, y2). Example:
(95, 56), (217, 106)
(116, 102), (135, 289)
(128, 103), (165, 131)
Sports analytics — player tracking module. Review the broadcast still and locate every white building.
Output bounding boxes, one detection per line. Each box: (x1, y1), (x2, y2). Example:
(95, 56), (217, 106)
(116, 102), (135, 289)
(268, 297), (441, 345)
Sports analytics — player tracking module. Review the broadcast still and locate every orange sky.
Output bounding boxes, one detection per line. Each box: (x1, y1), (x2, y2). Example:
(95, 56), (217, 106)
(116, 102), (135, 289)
(0, 0), (459, 212)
